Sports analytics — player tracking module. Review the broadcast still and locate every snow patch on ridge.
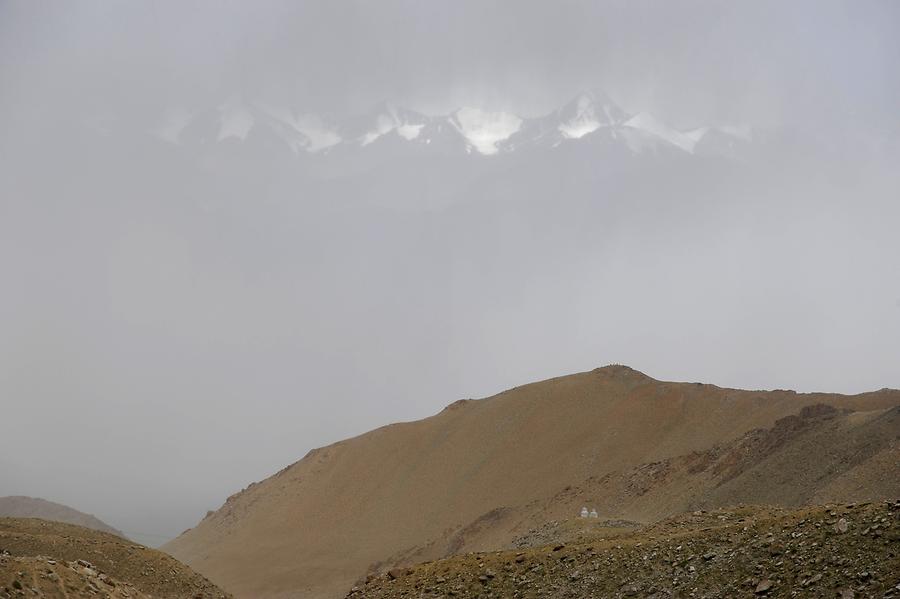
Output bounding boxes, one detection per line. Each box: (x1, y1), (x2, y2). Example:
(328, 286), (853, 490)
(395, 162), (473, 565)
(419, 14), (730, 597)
(290, 114), (341, 152)
(453, 108), (522, 155)
(357, 106), (426, 144)
(557, 91), (624, 140)
(361, 113), (399, 145)
(623, 112), (697, 153)
(558, 94), (611, 139)
(397, 123), (424, 140)
(560, 119), (600, 139)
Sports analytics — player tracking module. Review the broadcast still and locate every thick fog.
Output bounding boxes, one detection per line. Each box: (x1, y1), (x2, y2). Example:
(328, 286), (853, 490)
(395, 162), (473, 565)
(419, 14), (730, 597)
(1, 0), (899, 545)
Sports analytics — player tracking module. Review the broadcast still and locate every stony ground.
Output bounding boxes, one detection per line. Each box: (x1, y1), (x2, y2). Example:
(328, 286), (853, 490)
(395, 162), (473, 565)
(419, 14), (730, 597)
(0, 554), (152, 599)
(0, 518), (229, 599)
(350, 501), (900, 598)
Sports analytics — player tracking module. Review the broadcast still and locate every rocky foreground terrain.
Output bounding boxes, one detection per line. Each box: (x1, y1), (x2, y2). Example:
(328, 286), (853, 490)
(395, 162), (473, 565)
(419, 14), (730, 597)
(0, 555), (153, 599)
(353, 501), (900, 599)
(0, 518), (229, 599)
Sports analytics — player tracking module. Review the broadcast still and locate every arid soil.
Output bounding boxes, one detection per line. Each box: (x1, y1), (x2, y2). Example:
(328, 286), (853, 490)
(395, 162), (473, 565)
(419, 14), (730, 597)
(164, 365), (900, 598)
(353, 501), (900, 598)
(0, 518), (229, 598)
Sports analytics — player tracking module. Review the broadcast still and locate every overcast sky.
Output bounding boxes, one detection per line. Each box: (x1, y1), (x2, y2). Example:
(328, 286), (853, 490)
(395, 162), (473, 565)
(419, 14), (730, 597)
(1, 0), (899, 545)
(3, 0), (900, 124)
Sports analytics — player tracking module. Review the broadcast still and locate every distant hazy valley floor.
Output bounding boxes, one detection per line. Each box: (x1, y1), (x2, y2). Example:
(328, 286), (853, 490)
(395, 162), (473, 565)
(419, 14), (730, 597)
(160, 365), (900, 598)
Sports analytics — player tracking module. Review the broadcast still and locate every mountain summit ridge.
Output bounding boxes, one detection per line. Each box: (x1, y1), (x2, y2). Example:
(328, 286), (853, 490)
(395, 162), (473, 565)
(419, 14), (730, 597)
(149, 91), (753, 158)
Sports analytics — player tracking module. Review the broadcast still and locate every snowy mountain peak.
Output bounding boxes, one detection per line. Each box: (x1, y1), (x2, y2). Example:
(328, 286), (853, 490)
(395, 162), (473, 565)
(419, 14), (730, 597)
(339, 102), (429, 146)
(147, 95), (754, 160)
(451, 108), (523, 155)
(557, 90), (625, 139)
(360, 112), (401, 145)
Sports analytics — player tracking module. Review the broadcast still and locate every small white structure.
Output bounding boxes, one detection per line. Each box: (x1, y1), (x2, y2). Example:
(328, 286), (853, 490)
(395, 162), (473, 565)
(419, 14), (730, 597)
(589, 509), (599, 519)
(580, 506), (589, 518)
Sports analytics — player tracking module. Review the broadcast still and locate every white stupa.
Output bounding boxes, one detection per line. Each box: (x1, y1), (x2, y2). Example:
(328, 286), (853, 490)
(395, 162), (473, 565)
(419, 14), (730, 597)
(589, 509), (599, 519)
(580, 506), (589, 518)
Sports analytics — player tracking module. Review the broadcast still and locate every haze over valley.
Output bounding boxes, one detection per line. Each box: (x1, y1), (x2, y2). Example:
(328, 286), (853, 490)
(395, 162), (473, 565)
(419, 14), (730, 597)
(1, 2), (899, 598)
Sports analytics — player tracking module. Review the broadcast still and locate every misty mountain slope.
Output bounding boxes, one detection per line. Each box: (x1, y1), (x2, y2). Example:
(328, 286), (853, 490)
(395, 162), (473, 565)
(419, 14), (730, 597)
(163, 366), (900, 599)
(0, 496), (123, 537)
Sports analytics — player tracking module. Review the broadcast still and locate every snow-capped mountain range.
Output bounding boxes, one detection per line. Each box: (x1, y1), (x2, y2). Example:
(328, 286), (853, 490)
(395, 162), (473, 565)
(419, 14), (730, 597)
(150, 90), (753, 159)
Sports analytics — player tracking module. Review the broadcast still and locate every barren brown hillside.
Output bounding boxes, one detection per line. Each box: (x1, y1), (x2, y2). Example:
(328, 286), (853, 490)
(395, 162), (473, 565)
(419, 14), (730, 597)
(163, 365), (900, 599)
(0, 497), (123, 537)
(0, 518), (229, 598)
